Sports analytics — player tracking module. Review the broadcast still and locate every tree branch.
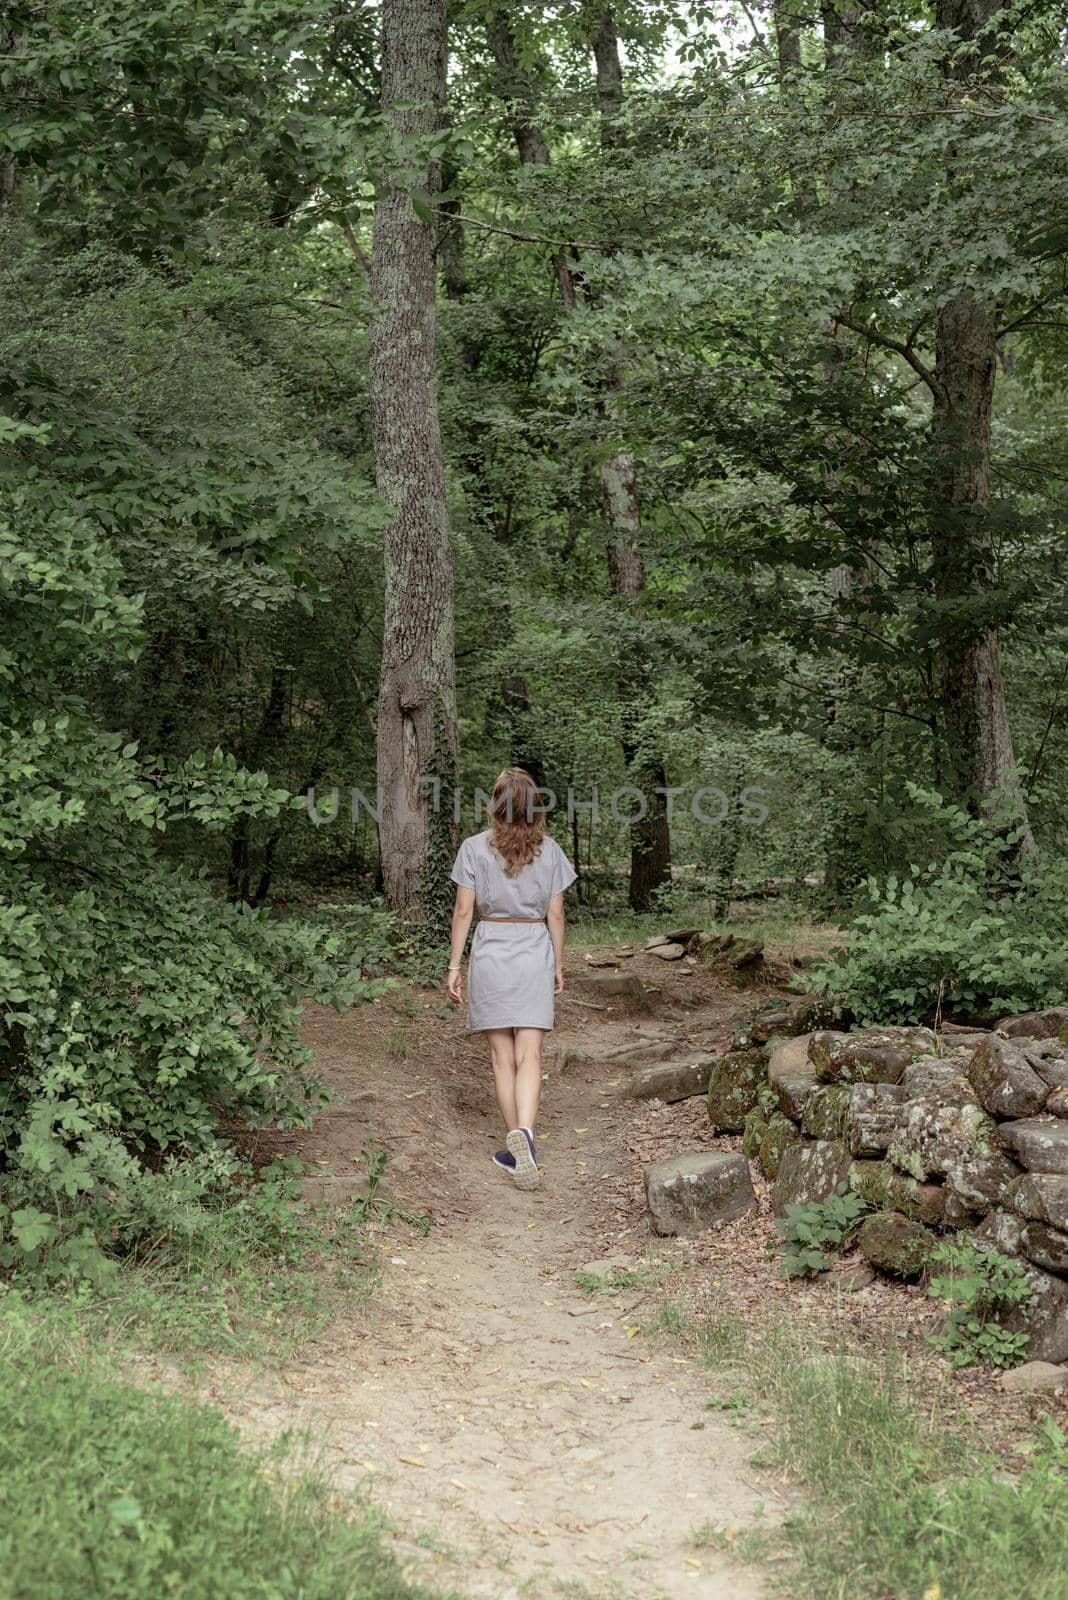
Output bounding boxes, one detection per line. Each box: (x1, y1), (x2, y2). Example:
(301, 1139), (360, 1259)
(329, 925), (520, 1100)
(834, 311), (942, 399)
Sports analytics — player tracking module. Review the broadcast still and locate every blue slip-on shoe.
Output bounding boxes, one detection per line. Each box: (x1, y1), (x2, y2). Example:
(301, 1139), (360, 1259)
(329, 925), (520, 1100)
(492, 1148), (517, 1173)
(506, 1126), (540, 1191)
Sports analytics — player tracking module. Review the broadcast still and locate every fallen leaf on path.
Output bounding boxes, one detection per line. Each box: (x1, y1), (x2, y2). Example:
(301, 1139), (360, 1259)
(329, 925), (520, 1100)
(397, 1456), (425, 1467)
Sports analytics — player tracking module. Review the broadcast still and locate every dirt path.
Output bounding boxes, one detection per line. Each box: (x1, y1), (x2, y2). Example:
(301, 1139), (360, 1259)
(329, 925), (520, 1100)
(197, 957), (785, 1598)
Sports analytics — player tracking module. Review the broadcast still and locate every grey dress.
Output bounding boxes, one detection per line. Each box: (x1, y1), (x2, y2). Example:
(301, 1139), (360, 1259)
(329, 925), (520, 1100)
(451, 830), (577, 1032)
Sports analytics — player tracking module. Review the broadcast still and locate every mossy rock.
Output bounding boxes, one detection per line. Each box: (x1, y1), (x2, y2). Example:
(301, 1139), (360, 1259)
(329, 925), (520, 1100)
(706, 1047), (766, 1133)
(849, 1160), (947, 1227)
(772, 1139), (851, 1215)
(742, 1105), (769, 1162)
(856, 1211), (935, 1279)
(802, 1084), (849, 1142)
(759, 1111), (801, 1180)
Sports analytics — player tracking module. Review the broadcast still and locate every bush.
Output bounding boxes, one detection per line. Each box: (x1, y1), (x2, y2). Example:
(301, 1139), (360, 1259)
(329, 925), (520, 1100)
(927, 1239), (1033, 1369)
(808, 789), (1068, 1025)
(0, 430), (379, 1279)
(0, 1299), (430, 1600)
(774, 1184), (868, 1277)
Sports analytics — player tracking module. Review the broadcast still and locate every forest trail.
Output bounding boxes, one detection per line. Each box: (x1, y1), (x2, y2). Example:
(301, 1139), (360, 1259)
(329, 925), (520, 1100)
(195, 956), (786, 1599)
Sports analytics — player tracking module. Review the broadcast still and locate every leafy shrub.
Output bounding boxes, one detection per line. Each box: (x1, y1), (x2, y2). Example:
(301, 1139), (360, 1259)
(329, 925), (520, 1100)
(808, 788), (1068, 1025)
(775, 1185), (868, 1277)
(0, 425), (380, 1278)
(927, 1240), (1033, 1369)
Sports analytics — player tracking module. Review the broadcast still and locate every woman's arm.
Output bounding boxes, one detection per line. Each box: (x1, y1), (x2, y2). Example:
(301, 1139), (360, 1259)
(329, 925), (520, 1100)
(445, 885), (475, 1003)
(546, 891), (566, 994)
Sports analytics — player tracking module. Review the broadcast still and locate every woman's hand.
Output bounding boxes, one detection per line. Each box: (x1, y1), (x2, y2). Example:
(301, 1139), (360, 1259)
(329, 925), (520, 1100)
(554, 965), (564, 996)
(445, 963), (463, 1004)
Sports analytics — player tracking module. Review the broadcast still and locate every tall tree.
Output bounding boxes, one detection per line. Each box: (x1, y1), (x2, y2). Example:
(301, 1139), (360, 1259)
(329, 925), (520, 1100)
(369, 0), (459, 919)
(587, 8), (672, 911)
(931, 0), (1032, 849)
(486, 3), (671, 909)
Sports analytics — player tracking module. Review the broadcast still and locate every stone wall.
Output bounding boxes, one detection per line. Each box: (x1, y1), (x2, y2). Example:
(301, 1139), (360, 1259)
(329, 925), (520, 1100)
(706, 1000), (1068, 1362)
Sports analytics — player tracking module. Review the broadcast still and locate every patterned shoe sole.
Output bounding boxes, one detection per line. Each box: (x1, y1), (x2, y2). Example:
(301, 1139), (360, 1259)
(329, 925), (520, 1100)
(506, 1128), (541, 1191)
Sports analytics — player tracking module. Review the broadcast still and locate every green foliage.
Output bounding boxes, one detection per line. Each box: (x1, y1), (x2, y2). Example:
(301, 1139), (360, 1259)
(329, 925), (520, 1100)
(808, 792), (1068, 1025)
(351, 1142), (433, 1237)
(0, 1296), (430, 1600)
(0, 363), (382, 1277)
(64, 1154), (370, 1356)
(775, 1185), (868, 1278)
(927, 1240), (1034, 1370)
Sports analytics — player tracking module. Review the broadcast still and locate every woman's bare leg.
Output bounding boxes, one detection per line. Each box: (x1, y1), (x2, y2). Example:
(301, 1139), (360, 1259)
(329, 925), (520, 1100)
(513, 1028), (545, 1130)
(487, 1028), (518, 1130)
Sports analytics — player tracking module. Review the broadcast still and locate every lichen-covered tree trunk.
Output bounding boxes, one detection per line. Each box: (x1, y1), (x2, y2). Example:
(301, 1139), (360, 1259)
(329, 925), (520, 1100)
(931, 0), (1032, 850)
(369, 0), (458, 919)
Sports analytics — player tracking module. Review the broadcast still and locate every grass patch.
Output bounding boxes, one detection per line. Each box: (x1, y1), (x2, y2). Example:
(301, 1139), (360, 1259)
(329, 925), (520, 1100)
(574, 1260), (666, 1297)
(0, 1298), (442, 1600)
(41, 1150), (427, 1362)
(693, 1311), (1068, 1600)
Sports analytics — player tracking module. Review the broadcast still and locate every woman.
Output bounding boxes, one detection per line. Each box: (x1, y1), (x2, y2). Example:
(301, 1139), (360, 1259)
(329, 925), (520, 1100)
(445, 768), (577, 1190)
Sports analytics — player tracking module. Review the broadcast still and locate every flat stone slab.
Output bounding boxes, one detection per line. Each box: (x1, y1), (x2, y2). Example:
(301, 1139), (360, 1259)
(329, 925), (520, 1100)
(996, 1361), (1068, 1395)
(997, 1118), (1068, 1174)
(623, 1058), (713, 1103)
(648, 942), (687, 961)
(572, 972), (653, 1011)
(299, 1173), (371, 1208)
(644, 1152), (756, 1236)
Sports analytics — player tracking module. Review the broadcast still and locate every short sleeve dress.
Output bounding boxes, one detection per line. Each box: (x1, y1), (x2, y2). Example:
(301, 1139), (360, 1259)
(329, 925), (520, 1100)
(450, 830), (577, 1032)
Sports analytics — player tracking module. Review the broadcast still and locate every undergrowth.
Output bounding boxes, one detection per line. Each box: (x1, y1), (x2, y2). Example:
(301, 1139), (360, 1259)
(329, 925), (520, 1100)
(0, 1297), (440, 1600)
(36, 1147), (426, 1360)
(684, 1305), (1068, 1600)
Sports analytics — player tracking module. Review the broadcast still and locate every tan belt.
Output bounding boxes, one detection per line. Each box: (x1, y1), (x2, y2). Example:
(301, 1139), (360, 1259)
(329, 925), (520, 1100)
(480, 915), (545, 923)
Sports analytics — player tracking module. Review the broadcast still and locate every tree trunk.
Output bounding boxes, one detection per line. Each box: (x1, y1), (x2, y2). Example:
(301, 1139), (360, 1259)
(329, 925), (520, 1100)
(590, 9), (624, 136)
(600, 444), (671, 910)
(485, 6), (577, 306)
(370, 0), (459, 919)
(591, 15), (671, 911)
(485, 5), (672, 909)
(931, 0), (1031, 849)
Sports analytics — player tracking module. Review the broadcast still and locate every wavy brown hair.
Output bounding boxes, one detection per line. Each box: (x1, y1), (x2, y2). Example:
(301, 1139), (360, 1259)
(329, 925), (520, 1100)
(487, 768), (546, 876)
